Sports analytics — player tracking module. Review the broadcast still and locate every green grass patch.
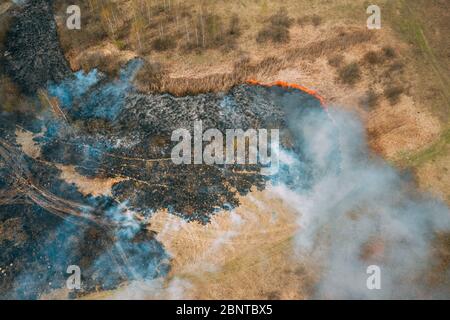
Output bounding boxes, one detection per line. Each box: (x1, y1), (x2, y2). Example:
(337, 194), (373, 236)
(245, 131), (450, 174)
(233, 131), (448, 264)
(397, 128), (450, 168)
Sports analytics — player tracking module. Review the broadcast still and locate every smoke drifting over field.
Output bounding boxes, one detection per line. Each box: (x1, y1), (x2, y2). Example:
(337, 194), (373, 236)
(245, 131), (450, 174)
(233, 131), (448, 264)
(274, 104), (450, 299)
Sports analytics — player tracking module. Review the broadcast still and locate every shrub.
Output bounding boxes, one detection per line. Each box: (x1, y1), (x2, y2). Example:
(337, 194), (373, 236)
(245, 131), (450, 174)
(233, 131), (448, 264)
(384, 85), (404, 104)
(256, 25), (290, 43)
(152, 36), (177, 51)
(363, 50), (384, 65)
(328, 54), (344, 68)
(221, 39), (238, 52)
(338, 62), (361, 85)
(269, 8), (293, 28)
(114, 39), (127, 51)
(388, 61), (404, 72)
(228, 14), (241, 37)
(256, 28), (271, 43)
(298, 14), (322, 27)
(361, 89), (378, 108)
(311, 15), (322, 26)
(383, 46), (396, 59)
(256, 7), (292, 44)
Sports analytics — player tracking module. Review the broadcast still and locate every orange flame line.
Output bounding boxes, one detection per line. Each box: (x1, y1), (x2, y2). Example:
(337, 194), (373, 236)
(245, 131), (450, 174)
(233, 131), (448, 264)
(246, 79), (326, 107)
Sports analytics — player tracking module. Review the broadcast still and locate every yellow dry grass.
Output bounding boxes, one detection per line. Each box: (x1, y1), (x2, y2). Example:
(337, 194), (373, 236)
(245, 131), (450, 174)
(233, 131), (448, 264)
(148, 187), (317, 300)
(56, 164), (126, 197)
(415, 146), (450, 205)
(367, 95), (441, 160)
(15, 128), (42, 159)
(15, 127), (126, 197)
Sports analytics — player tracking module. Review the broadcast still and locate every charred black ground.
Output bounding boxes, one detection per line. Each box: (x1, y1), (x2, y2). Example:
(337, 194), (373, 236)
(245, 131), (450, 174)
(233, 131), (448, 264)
(2, 0), (71, 94)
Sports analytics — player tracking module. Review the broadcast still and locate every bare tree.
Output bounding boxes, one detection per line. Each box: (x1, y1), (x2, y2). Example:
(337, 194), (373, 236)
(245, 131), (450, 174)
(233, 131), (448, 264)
(184, 17), (190, 43)
(200, 14), (205, 47)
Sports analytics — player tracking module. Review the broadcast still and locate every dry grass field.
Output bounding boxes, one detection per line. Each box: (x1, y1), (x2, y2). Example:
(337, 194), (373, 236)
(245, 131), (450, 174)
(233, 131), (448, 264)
(51, 0), (450, 299)
(1, 0), (449, 299)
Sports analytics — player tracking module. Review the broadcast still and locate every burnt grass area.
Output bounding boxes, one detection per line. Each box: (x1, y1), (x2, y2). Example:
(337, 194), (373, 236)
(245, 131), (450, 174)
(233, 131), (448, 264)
(0, 80), (323, 298)
(0, 135), (171, 299)
(0, 0), (325, 298)
(1, 0), (71, 94)
(38, 83), (290, 222)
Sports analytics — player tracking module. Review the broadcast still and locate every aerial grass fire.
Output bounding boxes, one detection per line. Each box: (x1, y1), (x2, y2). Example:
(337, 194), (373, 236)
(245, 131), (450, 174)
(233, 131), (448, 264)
(246, 79), (326, 106)
(170, 80), (327, 175)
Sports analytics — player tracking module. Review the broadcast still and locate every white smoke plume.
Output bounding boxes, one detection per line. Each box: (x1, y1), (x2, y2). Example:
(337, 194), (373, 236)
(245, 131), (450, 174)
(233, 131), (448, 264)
(274, 105), (450, 299)
(110, 278), (192, 300)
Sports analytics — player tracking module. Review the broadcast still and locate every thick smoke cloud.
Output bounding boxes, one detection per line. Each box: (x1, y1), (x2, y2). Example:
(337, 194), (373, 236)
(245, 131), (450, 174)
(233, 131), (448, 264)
(273, 104), (450, 299)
